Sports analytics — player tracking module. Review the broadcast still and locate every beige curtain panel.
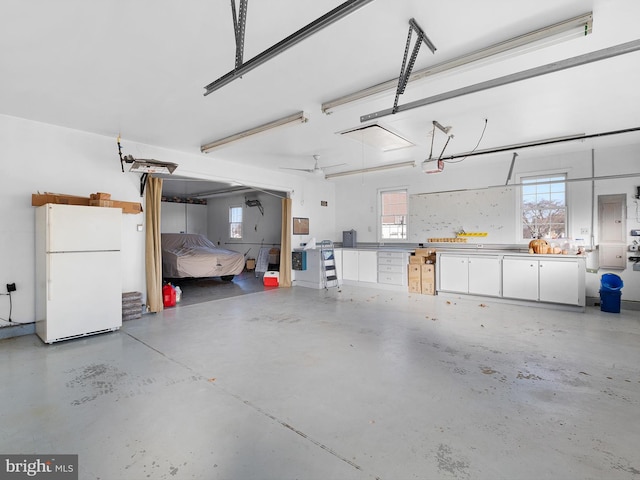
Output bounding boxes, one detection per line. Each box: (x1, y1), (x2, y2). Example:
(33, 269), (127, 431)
(145, 177), (164, 312)
(279, 197), (292, 287)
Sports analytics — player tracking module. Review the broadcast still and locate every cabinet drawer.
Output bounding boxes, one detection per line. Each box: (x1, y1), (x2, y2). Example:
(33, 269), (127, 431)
(378, 251), (405, 258)
(378, 272), (404, 285)
(378, 264), (404, 274)
(378, 257), (404, 266)
(378, 253), (407, 265)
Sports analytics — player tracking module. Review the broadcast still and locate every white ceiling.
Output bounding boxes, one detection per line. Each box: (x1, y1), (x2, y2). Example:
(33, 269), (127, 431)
(3, 0), (640, 196)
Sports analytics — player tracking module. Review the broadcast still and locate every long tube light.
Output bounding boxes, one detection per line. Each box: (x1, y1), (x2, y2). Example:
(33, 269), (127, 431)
(325, 160), (415, 179)
(201, 111), (308, 152)
(322, 12), (593, 113)
(204, 0), (376, 95)
(362, 39), (640, 122)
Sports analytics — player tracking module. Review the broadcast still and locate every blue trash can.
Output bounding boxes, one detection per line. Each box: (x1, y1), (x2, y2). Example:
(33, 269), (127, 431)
(600, 273), (623, 313)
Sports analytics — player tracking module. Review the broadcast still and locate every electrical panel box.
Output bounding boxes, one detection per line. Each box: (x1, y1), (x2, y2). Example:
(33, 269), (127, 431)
(292, 251), (307, 270)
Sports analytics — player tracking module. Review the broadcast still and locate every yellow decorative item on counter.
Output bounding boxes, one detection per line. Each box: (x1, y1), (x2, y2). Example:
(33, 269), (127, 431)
(456, 232), (488, 237)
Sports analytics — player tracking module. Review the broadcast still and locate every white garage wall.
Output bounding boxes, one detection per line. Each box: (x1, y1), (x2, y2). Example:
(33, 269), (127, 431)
(0, 115), (146, 327)
(161, 202), (208, 235)
(332, 142), (640, 301)
(207, 191), (283, 260)
(0, 114), (334, 330)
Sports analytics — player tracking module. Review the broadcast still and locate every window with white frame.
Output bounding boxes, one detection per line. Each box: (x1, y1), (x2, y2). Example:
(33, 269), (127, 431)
(380, 189), (408, 241)
(229, 206), (243, 239)
(521, 174), (567, 239)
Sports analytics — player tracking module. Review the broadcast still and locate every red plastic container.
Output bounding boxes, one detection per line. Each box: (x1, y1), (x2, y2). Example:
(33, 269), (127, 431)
(263, 271), (279, 287)
(163, 284), (176, 307)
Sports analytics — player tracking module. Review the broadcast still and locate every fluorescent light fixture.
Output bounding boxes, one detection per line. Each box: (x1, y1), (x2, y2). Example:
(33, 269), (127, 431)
(201, 111), (308, 152)
(322, 12), (593, 113)
(325, 160), (415, 179)
(362, 38), (640, 122)
(191, 186), (255, 199)
(129, 160), (178, 174)
(339, 124), (414, 151)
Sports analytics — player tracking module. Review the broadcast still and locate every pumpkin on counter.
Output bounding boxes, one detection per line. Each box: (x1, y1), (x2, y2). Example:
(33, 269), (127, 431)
(528, 238), (549, 254)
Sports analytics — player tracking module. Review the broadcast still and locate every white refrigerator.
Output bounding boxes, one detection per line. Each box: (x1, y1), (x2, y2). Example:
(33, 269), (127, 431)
(35, 204), (122, 343)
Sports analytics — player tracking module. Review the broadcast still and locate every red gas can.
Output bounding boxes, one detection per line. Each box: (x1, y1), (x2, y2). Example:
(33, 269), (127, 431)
(163, 284), (176, 307)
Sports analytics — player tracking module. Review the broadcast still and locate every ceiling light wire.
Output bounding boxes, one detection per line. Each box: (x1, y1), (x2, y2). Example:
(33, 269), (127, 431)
(444, 118), (488, 164)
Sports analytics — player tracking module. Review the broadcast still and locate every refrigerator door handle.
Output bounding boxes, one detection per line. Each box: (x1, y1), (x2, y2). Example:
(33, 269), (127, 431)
(47, 253), (52, 301)
(46, 205), (53, 253)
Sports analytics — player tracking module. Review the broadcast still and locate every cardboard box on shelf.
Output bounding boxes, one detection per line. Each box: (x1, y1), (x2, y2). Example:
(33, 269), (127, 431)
(408, 264), (421, 293)
(110, 200), (142, 214)
(90, 192), (112, 200)
(408, 264), (421, 279)
(32, 193), (90, 207)
(32, 192), (142, 214)
(408, 255), (425, 264)
(408, 263), (436, 294)
(421, 264), (435, 295)
(89, 199), (114, 207)
(422, 282), (435, 295)
(408, 279), (421, 293)
(421, 264), (435, 276)
(246, 258), (256, 270)
(414, 248), (437, 264)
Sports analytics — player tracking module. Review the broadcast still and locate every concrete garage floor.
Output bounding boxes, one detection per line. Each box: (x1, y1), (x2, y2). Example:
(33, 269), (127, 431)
(1, 285), (639, 480)
(165, 270), (268, 307)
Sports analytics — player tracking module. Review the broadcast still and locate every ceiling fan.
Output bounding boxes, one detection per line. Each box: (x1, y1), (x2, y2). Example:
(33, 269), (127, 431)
(281, 155), (345, 176)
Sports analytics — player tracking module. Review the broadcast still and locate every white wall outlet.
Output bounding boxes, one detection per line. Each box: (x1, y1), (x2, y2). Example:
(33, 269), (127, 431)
(580, 227), (589, 235)
(137, 224), (143, 232)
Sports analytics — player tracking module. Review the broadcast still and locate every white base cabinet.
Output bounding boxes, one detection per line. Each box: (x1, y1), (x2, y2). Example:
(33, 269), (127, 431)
(502, 258), (538, 301)
(502, 257), (584, 306)
(539, 259), (582, 305)
(439, 255), (469, 293)
(342, 250), (359, 281)
(341, 250), (377, 283)
(469, 256), (502, 297)
(439, 255), (501, 297)
(439, 252), (585, 308)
